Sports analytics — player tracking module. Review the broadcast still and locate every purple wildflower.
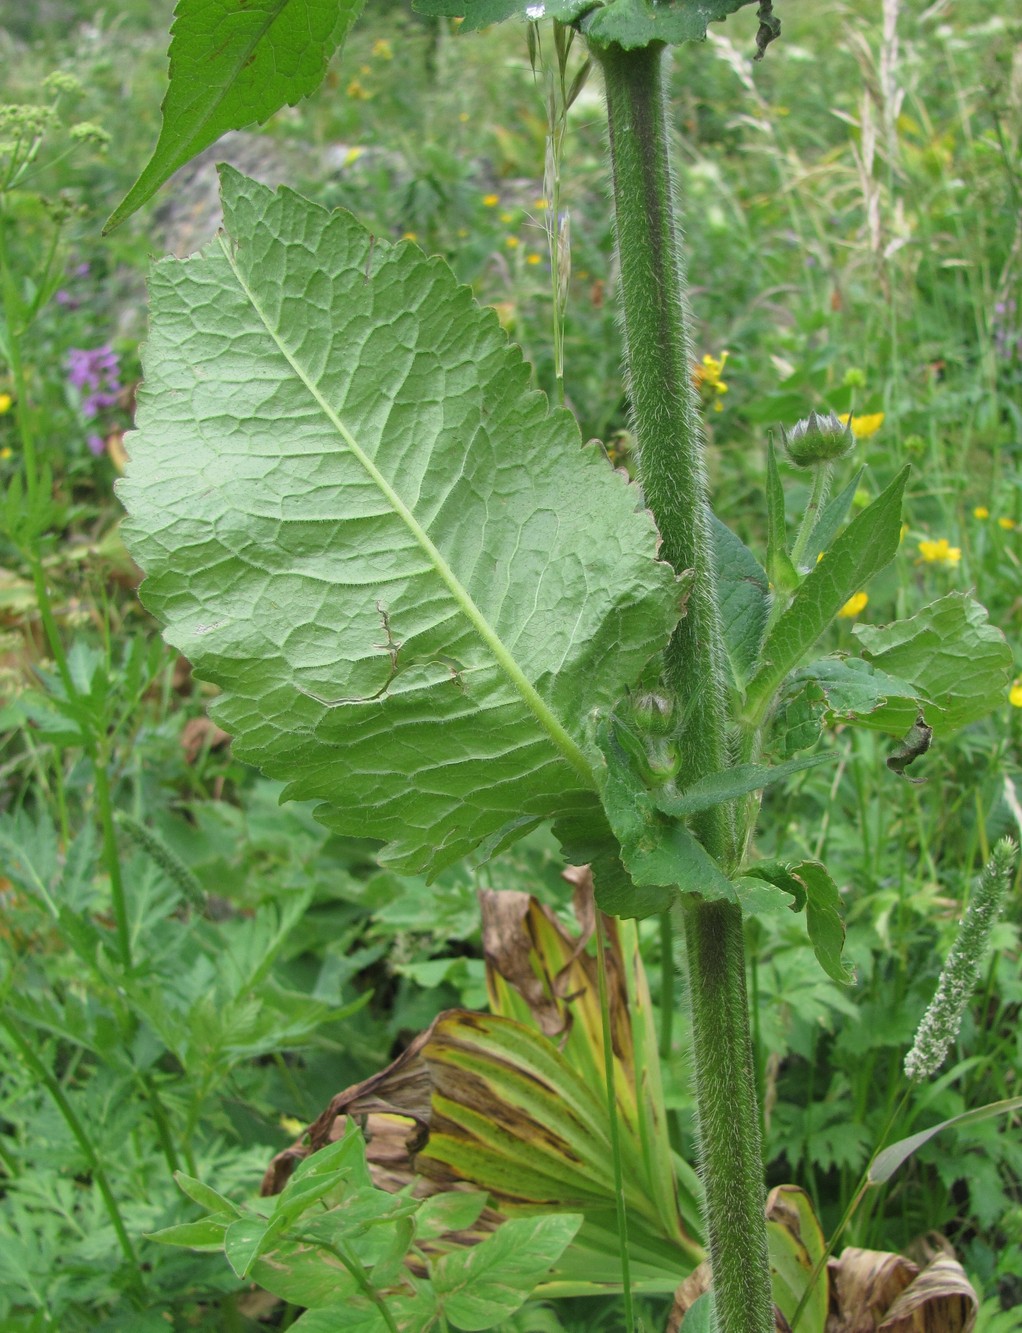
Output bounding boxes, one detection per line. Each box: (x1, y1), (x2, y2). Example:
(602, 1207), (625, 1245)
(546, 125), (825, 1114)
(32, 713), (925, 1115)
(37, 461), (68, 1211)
(86, 432), (105, 457)
(66, 344), (121, 420)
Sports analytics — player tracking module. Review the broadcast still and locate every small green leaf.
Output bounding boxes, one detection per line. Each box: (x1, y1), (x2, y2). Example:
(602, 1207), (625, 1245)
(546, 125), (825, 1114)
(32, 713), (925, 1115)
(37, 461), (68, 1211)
(106, 0), (366, 230)
(288, 1128), (369, 1188)
(732, 876), (797, 917)
(869, 1096), (1022, 1186)
(593, 716), (735, 910)
(224, 1216), (272, 1279)
(854, 592), (1013, 733)
(745, 859), (851, 983)
(415, 1191), (489, 1242)
(772, 657), (919, 747)
(145, 1217), (230, 1250)
(711, 515), (769, 693)
(745, 466), (909, 724)
(654, 752), (836, 819)
(432, 1213), (583, 1330)
(173, 1170), (242, 1218)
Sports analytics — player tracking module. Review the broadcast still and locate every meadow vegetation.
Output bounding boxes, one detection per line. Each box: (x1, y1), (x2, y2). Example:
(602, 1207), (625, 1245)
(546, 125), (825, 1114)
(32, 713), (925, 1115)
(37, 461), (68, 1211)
(1, 1), (1021, 1329)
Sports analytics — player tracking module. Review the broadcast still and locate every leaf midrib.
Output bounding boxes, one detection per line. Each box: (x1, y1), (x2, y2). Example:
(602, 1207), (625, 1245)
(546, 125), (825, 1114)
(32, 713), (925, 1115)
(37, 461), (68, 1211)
(217, 233), (596, 788)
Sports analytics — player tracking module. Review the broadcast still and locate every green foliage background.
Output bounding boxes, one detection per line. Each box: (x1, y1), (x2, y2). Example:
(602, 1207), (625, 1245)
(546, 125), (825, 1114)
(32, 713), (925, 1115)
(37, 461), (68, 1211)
(0, 0), (1020, 1328)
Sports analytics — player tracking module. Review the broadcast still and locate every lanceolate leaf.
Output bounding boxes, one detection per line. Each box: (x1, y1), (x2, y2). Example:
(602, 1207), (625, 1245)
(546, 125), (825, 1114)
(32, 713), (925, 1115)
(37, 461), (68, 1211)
(105, 0), (366, 231)
(120, 169), (678, 879)
(743, 466), (909, 725)
(711, 515), (768, 694)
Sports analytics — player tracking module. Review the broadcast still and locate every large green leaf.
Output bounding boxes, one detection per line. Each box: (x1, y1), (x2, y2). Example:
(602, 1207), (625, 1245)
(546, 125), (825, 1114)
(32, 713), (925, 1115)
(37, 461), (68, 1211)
(105, 0), (366, 231)
(414, 0), (761, 49)
(853, 592), (1012, 733)
(120, 169), (678, 879)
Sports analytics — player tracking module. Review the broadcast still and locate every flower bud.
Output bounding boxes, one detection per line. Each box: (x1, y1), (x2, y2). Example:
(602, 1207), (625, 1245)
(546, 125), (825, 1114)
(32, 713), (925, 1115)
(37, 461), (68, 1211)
(631, 690), (675, 736)
(781, 410), (854, 469)
(644, 736), (681, 784)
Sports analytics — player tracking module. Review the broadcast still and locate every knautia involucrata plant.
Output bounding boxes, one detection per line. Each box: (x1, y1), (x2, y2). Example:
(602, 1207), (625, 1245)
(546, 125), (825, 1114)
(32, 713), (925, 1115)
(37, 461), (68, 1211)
(109, 2), (1014, 1329)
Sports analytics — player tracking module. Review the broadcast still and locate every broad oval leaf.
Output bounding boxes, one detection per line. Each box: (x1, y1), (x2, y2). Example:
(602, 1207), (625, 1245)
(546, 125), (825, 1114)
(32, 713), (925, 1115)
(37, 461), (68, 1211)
(105, 0), (366, 231)
(413, 0), (761, 49)
(854, 591), (1013, 733)
(120, 168), (678, 878)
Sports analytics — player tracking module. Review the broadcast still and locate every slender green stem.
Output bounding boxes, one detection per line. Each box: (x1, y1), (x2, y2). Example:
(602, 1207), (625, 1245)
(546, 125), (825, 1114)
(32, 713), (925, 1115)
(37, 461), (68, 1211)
(595, 918), (634, 1329)
(790, 462), (833, 570)
(299, 1236), (399, 1333)
(0, 1013), (146, 1299)
(596, 40), (772, 1331)
(93, 743), (133, 969)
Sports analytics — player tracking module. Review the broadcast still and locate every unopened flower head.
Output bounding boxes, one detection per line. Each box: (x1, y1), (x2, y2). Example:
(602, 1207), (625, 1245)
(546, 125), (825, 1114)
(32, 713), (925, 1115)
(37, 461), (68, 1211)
(904, 838), (1018, 1082)
(781, 409), (854, 468)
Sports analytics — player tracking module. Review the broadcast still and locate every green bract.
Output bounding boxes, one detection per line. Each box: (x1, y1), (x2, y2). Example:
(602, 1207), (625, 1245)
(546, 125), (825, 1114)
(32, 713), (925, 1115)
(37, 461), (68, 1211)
(119, 168), (680, 879)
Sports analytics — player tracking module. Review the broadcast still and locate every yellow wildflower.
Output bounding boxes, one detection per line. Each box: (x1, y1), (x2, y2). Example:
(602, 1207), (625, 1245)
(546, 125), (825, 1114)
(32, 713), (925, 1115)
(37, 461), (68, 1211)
(973, 506), (989, 520)
(997, 517), (1015, 531)
(0, 445), (11, 460)
(1011, 679), (1022, 709)
(526, 253), (542, 266)
(343, 146), (364, 166)
(837, 591), (868, 619)
(458, 112), (469, 123)
(505, 236), (519, 249)
(482, 193), (500, 207)
(838, 411), (884, 439)
(401, 231), (417, 242)
(371, 38), (393, 60)
(346, 79), (370, 100)
(499, 211), (514, 224)
(280, 1114), (304, 1137)
(534, 197), (548, 210)
(917, 537), (961, 566)
(694, 352), (729, 406)
(0, 392), (11, 414)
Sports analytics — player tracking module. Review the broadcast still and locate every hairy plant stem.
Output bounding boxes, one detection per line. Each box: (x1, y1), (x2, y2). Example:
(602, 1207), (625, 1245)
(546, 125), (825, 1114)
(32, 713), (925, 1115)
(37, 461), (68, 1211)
(595, 39), (772, 1332)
